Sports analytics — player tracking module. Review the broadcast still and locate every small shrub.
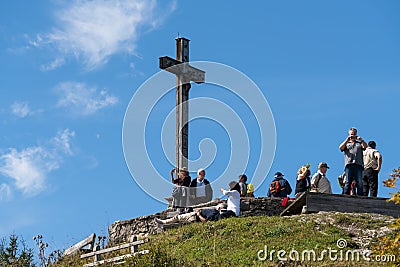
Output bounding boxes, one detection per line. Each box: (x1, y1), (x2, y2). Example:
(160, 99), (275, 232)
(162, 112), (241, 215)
(0, 234), (34, 267)
(373, 167), (400, 265)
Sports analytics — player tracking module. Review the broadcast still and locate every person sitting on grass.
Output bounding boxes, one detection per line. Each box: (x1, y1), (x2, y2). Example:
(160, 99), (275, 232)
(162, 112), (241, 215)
(154, 203), (225, 226)
(219, 181), (241, 218)
(155, 180), (241, 227)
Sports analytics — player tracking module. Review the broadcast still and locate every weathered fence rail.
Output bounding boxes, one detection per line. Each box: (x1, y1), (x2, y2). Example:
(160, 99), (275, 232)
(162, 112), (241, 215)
(80, 236), (149, 267)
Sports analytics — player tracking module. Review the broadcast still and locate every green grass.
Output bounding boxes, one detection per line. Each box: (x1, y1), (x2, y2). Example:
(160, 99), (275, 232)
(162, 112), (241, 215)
(126, 215), (393, 266)
(53, 214), (395, 266)
(332, 213), (390, 229)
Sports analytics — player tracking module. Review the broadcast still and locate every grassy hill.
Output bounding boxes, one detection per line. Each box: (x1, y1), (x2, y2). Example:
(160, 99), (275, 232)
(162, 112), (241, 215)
(55, 212), (398, 267)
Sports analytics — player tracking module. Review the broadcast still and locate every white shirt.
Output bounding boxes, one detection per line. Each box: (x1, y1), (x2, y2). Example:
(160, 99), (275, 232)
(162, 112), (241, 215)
(363, 147), (381, 169)
(196, 179), (206, 197)
(311, 171), (332, 194)
(222, 189), (240, 216)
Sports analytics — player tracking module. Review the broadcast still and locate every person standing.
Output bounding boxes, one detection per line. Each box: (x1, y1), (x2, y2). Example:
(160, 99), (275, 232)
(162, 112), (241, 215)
(339, 127), (367, 196)
(363, 141), (382, 197)
(310, 162), (332, 194)
(238, 174), (248, 197)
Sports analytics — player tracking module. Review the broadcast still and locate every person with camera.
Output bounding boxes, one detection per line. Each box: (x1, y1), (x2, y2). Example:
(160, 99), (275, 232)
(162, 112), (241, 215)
(170, 167), (191, 213)
(339, 127), (367, 196)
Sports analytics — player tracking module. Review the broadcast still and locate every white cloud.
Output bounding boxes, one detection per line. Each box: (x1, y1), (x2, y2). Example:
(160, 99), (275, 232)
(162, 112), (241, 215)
(0, 129), (75, 197)
(11, 101), (42, 118)
(0, 184), (12, 201)
(51, 129), (75, 155)
(55, 82), (118, 115)
(32, 0), (176, 70)
(11, 102), (30, 118)
(40, 57), (66, 71)
(0, 147), (50, 195)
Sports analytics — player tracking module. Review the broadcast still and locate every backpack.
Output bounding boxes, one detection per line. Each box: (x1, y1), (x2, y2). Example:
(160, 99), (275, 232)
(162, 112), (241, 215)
(311, 174), (322, 192)
(269, 180), (281, 196)
(337, 172), (346, 189)
(247, 183), (254, 197)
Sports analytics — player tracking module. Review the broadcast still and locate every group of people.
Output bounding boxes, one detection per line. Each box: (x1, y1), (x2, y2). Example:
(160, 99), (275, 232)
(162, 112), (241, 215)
(155, 179), (241, 227)
(169, 167), (213, 210)
(267, 162), (331, 198)
(156, 127), (382, 227)
(267, 127), (382, 198)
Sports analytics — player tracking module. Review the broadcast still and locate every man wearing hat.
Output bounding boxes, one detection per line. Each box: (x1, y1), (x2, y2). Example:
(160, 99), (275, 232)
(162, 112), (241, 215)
(267, 172), (292, 197)
(310, 162), (332, 194)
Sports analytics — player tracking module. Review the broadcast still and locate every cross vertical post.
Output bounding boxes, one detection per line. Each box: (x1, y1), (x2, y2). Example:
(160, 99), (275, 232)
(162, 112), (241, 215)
(176, 38), (190, 171)
(159, 38), (205, 171)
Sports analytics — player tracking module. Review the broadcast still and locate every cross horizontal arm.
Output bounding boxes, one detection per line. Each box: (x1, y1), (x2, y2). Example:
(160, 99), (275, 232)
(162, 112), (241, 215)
(159, 56), (180, 69)
(159, 56), (205, 84)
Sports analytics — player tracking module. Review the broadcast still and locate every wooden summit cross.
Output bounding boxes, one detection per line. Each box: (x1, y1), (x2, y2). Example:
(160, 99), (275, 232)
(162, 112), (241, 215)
(159, 38), (205, 171)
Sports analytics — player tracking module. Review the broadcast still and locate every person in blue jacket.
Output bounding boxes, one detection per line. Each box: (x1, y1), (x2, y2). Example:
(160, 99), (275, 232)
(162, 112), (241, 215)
(267, 172), (292, 197)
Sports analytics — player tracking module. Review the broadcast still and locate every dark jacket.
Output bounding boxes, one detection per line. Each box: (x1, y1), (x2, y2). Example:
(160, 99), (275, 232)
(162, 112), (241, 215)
(295, 176), (311, 195)
(189, 178), (213, 203)
(267, 177), (292, 197)
(172, 175), (191, 187)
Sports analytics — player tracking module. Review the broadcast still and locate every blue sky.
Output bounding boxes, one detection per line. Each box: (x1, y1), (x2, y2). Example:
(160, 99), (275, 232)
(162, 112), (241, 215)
(1, 0), (399, 253)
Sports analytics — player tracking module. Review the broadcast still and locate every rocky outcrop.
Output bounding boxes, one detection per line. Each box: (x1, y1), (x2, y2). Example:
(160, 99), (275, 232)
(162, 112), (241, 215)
(295, 211), (396, 251)
(240, 197), (288, 217)
(108, 197), (290, 244)
(108, 213), (163, 245)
